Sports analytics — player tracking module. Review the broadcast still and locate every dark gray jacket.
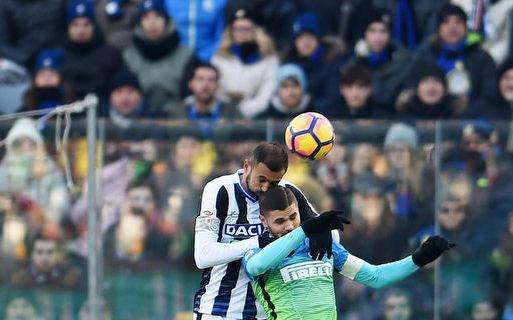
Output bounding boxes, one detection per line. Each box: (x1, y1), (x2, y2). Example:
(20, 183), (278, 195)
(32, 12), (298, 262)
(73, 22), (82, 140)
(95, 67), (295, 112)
(0, 0), (65, 67)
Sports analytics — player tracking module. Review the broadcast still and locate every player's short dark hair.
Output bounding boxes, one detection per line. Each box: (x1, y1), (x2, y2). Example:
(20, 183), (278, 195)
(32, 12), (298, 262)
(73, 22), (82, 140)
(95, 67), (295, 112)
(250, 142), (289, 172)
(340, 63), (372, 87)
(259, 186), (297, 216)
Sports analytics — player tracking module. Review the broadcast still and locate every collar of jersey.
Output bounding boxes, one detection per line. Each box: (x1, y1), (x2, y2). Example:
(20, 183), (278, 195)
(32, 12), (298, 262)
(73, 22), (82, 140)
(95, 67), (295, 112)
(235, 169), (258, 203)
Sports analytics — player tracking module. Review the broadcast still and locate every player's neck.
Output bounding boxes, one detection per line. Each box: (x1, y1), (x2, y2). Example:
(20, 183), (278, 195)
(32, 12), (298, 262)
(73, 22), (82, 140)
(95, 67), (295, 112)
(239, 172), (258, 198)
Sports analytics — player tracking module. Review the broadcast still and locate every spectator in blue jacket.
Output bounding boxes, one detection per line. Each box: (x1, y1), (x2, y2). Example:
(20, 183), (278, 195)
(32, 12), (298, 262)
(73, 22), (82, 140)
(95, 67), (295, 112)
(165, 0), (227, 62)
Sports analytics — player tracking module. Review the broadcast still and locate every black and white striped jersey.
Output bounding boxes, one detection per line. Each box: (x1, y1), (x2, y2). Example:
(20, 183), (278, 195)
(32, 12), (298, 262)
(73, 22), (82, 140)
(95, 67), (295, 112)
(193, 169), (316, 319)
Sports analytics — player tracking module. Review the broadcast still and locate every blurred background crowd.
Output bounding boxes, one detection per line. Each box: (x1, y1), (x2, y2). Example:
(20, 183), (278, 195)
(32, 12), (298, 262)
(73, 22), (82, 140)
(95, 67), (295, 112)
(1, 0), (513, 319)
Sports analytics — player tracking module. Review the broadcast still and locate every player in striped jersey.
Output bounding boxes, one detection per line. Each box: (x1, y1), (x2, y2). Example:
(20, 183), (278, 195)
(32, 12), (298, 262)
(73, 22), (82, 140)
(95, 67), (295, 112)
(193, 142), (333, 320)
(243, 186), (454, 320)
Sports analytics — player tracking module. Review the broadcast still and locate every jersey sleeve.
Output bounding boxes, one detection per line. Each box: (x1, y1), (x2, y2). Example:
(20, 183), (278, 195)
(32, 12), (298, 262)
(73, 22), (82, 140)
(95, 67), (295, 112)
(243, 227), (306, 278)
(338, 253), (419, 289)
(332, 241), (350, 273)
(194, 180), (259, 269)
(242, 248), (261, 281)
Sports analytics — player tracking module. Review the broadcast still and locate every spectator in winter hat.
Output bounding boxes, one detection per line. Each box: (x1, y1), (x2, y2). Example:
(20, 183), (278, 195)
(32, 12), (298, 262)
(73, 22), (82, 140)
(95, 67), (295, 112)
(62, 0), (123, 103)
(123, 0), (194, 116)
(285, 12), (347, 115)
(0, 118), (70, 228)
(384, 123), (418, 151)
(107, 68), (163, 127)
(396, 63), (458, 119)
(404, 3), (497, 114)
(22, 49), (74, 112)
(260, 64), (312, 119)
(350, 8), (411, 108)
(95, 0), (141, 50)
(383, 122), (420, 183)
(383, 122), (430, 222)
(211, 7), (279, 118)
(67, 0), (96, 25)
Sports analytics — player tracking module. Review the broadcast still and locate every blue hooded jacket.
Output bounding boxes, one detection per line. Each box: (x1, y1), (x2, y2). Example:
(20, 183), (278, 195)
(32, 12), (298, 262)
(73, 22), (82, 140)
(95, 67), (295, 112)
(165, 0), (226, 62)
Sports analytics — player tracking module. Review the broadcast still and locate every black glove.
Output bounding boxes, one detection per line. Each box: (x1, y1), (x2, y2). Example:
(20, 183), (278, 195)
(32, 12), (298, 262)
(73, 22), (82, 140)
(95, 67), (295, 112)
(412, 236), (455, 267)
(258, 230), (276, 248)
(309, 231), (333, 260)
(302, 210), (350, 260)
(301, 210), (350, 237)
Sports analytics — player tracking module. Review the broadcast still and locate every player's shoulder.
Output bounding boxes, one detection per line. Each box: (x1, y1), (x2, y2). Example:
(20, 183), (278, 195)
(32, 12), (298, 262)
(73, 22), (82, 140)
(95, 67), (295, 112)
(203, 172), (239, 191)
(279, 179), (301, 191)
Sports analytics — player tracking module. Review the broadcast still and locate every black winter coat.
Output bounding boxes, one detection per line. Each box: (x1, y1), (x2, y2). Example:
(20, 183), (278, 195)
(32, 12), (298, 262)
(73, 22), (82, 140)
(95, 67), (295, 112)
(62, 28), (123, 101)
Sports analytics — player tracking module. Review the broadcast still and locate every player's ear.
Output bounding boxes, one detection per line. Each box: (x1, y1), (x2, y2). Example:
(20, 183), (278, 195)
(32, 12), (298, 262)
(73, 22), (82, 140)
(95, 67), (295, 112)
(243, 159), (251, 172)
(259, 214), (268, 228)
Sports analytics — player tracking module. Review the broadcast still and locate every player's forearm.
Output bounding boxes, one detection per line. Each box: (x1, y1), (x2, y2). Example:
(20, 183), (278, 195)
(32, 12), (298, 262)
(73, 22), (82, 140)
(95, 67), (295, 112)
(245, 228), (305, 276)
(194, 231), (259, 269)
(353, 256), (419, 289)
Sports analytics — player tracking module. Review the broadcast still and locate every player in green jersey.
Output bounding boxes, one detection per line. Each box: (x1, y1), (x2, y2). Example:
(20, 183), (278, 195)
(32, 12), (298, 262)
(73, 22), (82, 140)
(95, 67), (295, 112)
(242, 186), (454, 320)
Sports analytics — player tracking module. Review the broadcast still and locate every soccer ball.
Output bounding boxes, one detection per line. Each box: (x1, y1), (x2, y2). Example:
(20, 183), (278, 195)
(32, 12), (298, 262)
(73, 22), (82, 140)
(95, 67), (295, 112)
(285, 112), (335, 160)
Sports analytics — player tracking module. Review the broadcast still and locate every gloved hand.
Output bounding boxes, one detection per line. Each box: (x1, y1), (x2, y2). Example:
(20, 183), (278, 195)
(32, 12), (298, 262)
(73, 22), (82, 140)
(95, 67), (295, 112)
(412, 236), (455, 267)
(309, 231), (333, 260)
(302, 210), (350, 260)
(301, 210), (350, 237)
(258, 230), (275, 248)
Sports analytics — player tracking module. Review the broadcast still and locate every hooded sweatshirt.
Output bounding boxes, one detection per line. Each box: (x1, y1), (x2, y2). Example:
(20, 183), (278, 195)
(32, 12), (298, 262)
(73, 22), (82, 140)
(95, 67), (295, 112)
(0, 118), (69, 222)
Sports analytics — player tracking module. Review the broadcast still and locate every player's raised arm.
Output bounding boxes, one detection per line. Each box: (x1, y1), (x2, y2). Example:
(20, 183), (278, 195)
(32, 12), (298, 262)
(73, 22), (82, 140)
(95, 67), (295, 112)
(244, 210), (350, 277)
(194, 181), (267, 269)
(335, 236), (454, 289)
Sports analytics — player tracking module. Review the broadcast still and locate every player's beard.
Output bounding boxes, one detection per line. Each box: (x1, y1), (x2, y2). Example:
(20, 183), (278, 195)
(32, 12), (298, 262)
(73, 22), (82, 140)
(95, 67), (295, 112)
(245, 169), (259, 197)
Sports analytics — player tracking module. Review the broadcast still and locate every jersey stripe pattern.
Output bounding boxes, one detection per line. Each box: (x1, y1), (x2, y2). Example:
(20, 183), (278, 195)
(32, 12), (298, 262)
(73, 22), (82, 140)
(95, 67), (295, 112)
(193, 170), (315, 319)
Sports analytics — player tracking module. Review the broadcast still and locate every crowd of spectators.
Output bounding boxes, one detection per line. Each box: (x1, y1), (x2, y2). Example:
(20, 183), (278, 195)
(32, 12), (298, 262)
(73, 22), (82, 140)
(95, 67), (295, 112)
(3, 0), (513, 121)
(2, 0), (513, 319)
